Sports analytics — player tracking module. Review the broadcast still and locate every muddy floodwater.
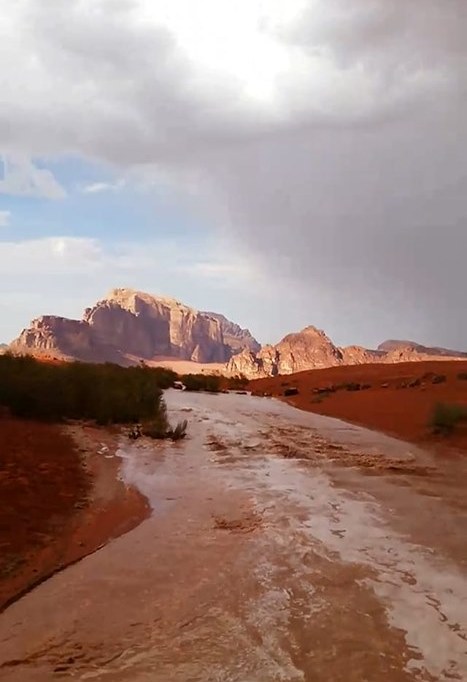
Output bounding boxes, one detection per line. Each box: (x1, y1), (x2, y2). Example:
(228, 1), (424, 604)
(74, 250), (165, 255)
(1, 391), (466, 681)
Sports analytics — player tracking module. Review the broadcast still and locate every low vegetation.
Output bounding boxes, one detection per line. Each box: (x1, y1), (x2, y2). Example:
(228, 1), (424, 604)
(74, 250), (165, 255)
(225, 374), (249, 391)
(343, 382), (364, 392)
(143, 418), (188, 441)
(0, 353), (176, 427)
(429, 402), (467, 435)
(181, 373), (222, 393)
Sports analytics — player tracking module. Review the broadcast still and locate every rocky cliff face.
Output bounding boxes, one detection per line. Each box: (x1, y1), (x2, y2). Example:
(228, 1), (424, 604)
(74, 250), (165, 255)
(227, 326), (345, 377)
(10, 316), (123, 363)
(378, 339), (467, 359)
(201, 312), (260, 355)
(227, 328), (467, 379)
(10, 289), (466, 375)
(10, 289), (260, 365)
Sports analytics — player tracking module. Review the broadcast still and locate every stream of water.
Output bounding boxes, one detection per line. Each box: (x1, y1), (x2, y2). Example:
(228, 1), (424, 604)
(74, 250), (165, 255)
(1, 391), (466, 681)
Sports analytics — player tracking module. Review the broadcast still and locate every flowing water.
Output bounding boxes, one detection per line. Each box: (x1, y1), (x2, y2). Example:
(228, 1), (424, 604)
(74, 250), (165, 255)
(0, 391), (466, 681)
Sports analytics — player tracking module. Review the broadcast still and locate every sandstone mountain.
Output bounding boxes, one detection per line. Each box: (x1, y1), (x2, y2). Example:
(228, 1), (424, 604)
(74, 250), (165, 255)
(377, 339), (467, 359)
(227, 327), (466, 378)
(227, 326), (346, 378)
(200, 312), (260, 355)
(10, 289), (466, 376)
(10, 288), (260, 366)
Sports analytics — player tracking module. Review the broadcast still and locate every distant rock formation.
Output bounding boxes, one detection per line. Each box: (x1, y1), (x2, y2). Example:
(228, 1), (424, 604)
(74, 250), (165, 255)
(10, 288), (260, 365)
(10, 288), (466, 376)
(201, 312), (260, 355)
(227, 326), (345, 378)
(227, 327), (467, 379)
(377, 339), (467, 359)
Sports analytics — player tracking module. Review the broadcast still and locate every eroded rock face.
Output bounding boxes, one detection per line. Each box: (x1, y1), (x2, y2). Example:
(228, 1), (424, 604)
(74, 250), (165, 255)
(202, 312), (260, 355)
(10, 316), (119, 362)
(378, 339), (467, 359)
(340, 345), (383, 366)
(10, 289), (467, 375)
(227, 326), (344, 378)
(10, 289), (259, 365)
(227, 327), (467, 379)
(84, 289), (230, 363)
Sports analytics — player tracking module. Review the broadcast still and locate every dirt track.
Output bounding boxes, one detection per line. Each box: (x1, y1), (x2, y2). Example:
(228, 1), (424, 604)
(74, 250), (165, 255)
(0, 391), (466, 681)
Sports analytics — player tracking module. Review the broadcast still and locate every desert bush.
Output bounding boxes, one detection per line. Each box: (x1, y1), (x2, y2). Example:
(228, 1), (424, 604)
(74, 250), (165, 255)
(432, 374), (447, 384)
(181, 374), (221, 393)
(457, 372), (467, 381)
(143, 417), (187, 441)
(0, 353), (170, 425)
(344, 382), (362, 392)
(226, 375), (249, 390)
(168, 419), (188, 441)
(429, 402), (467, 435)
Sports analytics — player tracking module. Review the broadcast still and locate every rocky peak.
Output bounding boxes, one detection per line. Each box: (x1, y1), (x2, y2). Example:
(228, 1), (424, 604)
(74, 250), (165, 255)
(378, 339), (467, 358)
(202, 312), (260, 354)
(10, 289), (259, 365)
(227, 325), (343, 377)
(227, 327), (467, 379)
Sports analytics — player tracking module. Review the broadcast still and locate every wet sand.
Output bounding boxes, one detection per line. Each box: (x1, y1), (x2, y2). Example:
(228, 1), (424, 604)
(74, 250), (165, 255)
(0, 391), (465, 681)
(0, 419), (149, 611)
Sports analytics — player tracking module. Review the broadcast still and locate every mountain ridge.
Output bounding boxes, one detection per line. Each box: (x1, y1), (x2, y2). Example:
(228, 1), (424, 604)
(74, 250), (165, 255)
(9, 288), (467, 376)
(10, 288), (259, 366)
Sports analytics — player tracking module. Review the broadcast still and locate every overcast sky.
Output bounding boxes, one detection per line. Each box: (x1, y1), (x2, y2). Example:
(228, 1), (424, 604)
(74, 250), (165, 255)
(0, 0), (466, 348)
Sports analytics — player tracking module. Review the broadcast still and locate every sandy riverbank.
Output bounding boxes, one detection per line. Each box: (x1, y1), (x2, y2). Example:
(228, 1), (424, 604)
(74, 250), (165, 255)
(0, 418), (150, 611)
(250, 360), (467, 452)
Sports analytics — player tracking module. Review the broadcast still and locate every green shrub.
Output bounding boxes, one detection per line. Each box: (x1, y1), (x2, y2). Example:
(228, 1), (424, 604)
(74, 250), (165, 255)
(181, 373), (221, 393)
(0, 353), (170, 425)
(430, 402), (467, 435)
(226, 375), (248, 390)
(143, 417), (187, 441)
(168, 419), (188, 441)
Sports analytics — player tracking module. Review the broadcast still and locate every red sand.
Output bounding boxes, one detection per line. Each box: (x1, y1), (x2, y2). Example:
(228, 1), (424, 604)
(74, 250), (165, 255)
(251, 360), (467, 450)
(0, 418), (149, 611)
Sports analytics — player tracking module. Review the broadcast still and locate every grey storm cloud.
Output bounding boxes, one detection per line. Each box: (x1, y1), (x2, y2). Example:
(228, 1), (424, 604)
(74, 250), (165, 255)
(0, 0), (466, 347)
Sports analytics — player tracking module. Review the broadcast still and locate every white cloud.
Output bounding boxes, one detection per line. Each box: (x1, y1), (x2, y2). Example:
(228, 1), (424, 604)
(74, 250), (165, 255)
(0, 155), (66, 199)
(0, 210), (10, 227)
(81, 179), (125, 194)
(0, 1), (466, 347)
(0, 237), (103, 274)
(0, 233), (266, 341)
(0, 0), (463, 163)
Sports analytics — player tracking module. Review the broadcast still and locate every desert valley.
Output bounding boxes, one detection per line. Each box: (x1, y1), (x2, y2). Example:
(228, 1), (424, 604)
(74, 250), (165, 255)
(1, 288), (467, 681)
(1, 2), (467, 679)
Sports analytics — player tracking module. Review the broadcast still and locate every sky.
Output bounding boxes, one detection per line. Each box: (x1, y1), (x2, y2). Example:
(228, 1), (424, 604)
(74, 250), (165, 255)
(0, 0), (466, 349)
